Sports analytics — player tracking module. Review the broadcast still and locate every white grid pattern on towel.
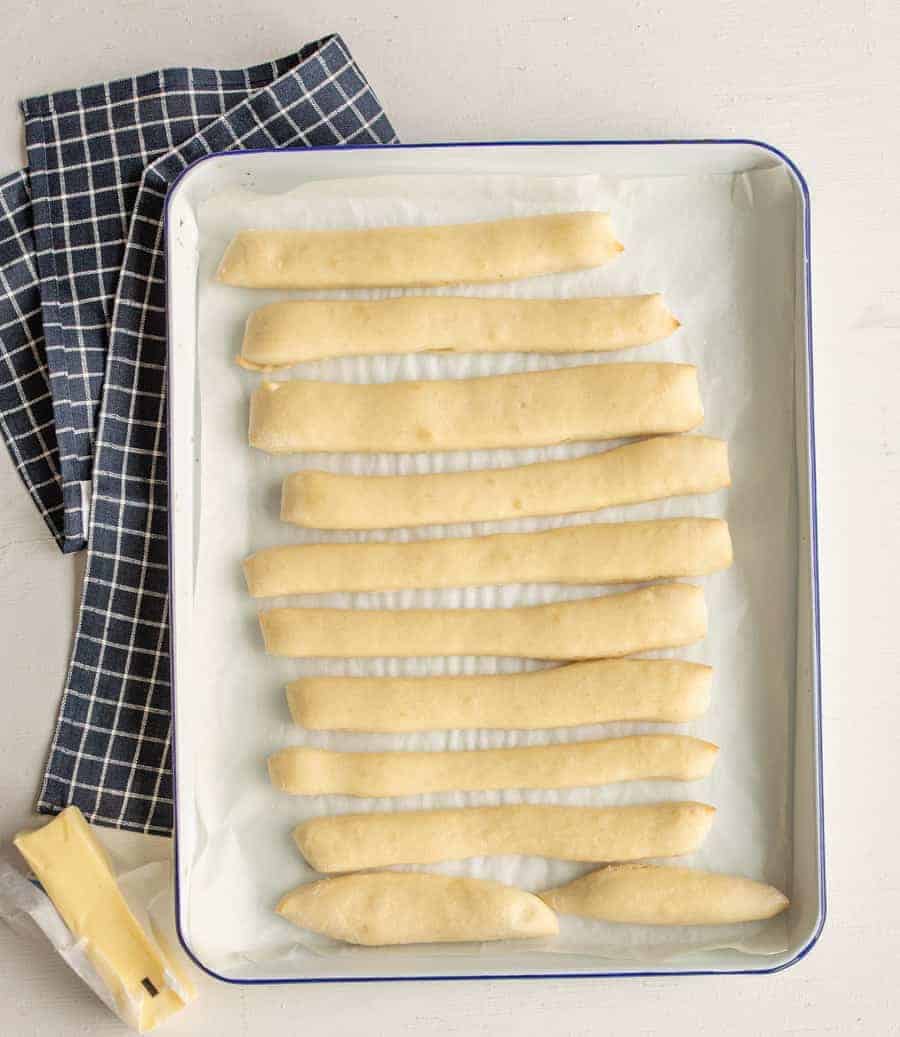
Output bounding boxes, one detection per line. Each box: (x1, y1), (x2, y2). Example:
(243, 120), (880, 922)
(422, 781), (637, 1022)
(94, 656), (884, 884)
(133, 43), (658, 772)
(0, 35), (396, 833)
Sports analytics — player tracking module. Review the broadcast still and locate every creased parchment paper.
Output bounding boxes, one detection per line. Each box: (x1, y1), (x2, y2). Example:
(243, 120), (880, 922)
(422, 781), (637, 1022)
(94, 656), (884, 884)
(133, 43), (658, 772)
(184, 169), (797, 970)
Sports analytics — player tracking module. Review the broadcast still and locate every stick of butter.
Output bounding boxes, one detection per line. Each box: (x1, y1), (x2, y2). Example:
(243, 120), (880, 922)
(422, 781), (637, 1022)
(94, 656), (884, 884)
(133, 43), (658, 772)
(14, 806), (196, 1033)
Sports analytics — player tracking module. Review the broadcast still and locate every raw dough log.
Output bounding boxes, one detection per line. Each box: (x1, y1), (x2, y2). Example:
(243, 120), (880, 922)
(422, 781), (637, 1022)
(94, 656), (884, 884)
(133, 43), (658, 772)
(277, 873), (558, 946)
(249, 363), (703, 454)
(539, 864), (789, 925)
(216, 212), (622, 289)
(267, 735), (718, 797)
(281, 435), (730, 529)
(244, 517), (732, 597)
(238, 294), (679, 369)
(286, 659), (713, 732)
(294, 802), (717, 873)
(258, 583), (706, 659)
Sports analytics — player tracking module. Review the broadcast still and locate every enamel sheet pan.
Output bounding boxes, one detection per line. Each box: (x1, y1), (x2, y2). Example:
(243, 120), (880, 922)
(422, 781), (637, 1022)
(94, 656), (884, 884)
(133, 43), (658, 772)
(165, 141), (823, 983)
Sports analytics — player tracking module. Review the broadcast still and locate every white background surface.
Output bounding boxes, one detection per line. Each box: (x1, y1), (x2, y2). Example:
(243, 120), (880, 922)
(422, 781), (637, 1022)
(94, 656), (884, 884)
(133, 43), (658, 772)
(0, 0), (896, 1033)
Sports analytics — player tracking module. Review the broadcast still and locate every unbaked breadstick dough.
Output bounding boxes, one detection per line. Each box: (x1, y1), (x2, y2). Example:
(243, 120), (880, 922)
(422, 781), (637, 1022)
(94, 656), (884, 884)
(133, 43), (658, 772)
(294, 802), (717, 873)
(248, 363), (703, 454)
(216, 212), (622, 289)
(276, 873), (559, 946)
(258, 582), (706, 659)
(244, 517), (732, 597)
(286, 659), (713, 732)
(267, 735), (718, 797)
(238, 294), (679, 369)
(281, 435), (730, 529)
(539, 864), (789, 926)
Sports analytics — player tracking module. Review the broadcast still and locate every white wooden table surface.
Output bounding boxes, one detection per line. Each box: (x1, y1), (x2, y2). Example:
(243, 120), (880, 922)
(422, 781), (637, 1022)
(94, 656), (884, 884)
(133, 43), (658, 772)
(1, 1), (897, 1033)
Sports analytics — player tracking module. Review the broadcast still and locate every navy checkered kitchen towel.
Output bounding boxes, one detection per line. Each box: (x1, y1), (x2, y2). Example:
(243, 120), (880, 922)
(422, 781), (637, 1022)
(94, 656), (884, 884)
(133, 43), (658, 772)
(0, 35), (396, 833)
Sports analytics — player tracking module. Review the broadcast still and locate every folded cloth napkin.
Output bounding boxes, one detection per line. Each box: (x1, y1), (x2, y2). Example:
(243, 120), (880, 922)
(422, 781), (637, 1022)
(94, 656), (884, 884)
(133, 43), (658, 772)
(0, 34), (396, 834)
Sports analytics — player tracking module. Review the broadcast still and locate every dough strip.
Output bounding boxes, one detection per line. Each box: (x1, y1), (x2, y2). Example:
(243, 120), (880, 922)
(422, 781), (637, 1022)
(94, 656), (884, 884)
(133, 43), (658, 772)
(244, 517), (732, 596)
(268, 734), (719, 797)
(239, 294), (679, 368)
(285, 658), (713, 732)
(249, 363), (702, 454)
(258, 582), (707, 659)
(217, 212), (622, 289)
(282, 435), (730, 530)
(294, 802), (717, 872)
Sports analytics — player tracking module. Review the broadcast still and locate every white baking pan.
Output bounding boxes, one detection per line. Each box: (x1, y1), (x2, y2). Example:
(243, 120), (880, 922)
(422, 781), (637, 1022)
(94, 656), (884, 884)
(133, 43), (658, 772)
(165, 141), (823, 982)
